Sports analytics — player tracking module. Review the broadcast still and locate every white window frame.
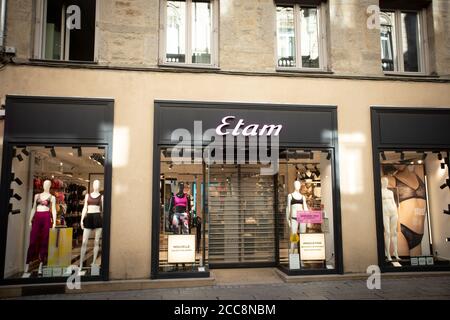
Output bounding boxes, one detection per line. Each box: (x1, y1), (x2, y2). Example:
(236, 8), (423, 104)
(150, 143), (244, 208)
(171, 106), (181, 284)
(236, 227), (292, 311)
(275, 2), (328, 71)
(33, 0), (99, 62)
(381, 9), (428, 75)
(159, 0), (219, 68)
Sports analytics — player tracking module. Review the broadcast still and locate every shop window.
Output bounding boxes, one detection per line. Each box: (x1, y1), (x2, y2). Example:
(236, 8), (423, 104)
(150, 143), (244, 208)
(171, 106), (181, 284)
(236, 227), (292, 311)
(5, 146), (106, 279)
(379, 151), (450, 267)
(278, 149), (336, 271)
(160, 0), (218, 67)
(34, 0), (97, 62)
(158, 148), (207, 274)
(276, 3), (327, 70)
(157, 147), (338, 275)
(379, 10), (427, 73)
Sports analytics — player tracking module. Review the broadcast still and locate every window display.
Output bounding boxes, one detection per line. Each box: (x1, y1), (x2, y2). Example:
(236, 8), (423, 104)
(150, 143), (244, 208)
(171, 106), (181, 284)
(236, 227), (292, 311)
(379, 150), (450, 267)
(158, 148), (206, 273)
(5, 146), (106, 279)
(157, 147), (337, 274)
(278, 149), (336, 271)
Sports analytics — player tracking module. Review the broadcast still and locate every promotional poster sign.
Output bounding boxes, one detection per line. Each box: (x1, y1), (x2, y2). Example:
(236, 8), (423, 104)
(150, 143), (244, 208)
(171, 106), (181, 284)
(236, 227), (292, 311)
(297, 211), (323, 224)
(300, 233), (326, 261)
(168, 235), (196, 263)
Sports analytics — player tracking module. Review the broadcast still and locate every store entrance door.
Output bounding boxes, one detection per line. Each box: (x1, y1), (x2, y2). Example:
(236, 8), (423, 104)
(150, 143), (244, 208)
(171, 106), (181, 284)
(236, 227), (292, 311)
(208, 164), (277, 267)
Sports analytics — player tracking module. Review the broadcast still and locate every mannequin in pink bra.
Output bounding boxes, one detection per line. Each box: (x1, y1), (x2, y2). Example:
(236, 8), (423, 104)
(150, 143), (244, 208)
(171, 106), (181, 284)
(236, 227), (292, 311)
(169, 182), (192, 234)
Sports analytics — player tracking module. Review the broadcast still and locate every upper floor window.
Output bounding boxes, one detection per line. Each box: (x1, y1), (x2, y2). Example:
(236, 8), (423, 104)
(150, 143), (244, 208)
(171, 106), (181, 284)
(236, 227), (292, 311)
(160, 0), (218, 67)
(380, 10), (427, 73)
(276, 2), (327, 70)
(34, 0), (97, 62)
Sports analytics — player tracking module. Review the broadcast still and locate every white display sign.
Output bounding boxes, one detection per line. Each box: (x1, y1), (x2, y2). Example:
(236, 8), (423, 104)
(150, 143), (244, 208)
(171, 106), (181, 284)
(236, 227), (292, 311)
(168, 235), (196, 263)
(300, 233), (325, 261)
(289, 253), (300, 270)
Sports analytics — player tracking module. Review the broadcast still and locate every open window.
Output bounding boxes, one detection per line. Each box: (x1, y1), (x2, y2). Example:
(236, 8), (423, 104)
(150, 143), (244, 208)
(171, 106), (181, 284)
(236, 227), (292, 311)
(34, 0), (97, 62)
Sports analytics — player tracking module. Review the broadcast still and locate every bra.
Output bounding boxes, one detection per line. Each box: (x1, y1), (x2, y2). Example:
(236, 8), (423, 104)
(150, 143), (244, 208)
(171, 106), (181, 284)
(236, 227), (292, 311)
(36, 194), (52, 207)
(87, 194), (102, 206)
(290, 193), (303, 205)
(395, 174), (426, 203)
(174, 193), (188, 207)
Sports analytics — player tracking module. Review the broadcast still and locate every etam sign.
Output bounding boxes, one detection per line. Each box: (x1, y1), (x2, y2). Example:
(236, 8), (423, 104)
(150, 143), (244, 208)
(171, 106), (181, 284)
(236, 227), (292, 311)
(215, 116), (283, 137)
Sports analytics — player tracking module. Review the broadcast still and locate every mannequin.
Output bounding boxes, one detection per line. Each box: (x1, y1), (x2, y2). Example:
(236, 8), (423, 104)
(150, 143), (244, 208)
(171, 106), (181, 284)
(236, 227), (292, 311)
(381, 177), (400, 261)
(169, 182), (191, 234)
(80, 180), (103, 270)
(286, 180), (309, 253)
(388, 164), (427, 256)
(23, 180), (56, 277)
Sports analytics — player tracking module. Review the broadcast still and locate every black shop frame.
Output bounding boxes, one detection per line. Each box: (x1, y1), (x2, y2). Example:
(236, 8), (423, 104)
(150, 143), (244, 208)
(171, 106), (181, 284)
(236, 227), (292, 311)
(0, 95), (114, 285)
(371, 106), (450, 273)
(151, 100), (343, 279)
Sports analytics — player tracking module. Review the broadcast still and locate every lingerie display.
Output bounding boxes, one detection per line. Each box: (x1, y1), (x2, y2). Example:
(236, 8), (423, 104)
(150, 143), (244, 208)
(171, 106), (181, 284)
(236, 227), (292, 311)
(169, 192), (191, 235)
(394, 173), (426, 250)
(83, 194), (103, 229)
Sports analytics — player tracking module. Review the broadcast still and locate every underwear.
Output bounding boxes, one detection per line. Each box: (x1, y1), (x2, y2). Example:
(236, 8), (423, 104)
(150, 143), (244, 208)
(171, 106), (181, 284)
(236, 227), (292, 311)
(396, 174), (426, 203)
(174, 193), (188, 207)
(290, 194), (303, 205)
(36, 195), (52, 207)
(400, 223), (423, 250)
(83, 212), (103, 229)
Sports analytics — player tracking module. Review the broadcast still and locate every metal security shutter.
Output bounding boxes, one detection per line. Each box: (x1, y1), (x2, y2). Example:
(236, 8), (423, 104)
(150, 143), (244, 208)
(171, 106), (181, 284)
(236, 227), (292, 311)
(208, 164), (276, 265)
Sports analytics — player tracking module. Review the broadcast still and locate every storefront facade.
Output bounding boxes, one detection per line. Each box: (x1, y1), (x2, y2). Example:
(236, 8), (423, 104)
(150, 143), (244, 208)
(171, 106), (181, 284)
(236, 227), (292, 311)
(371, 107), (450, 272)
(0, 96), (114, 284)
(0, 69), (449, 285)
(0, 0), (450, 286)
(152, 101), (343, 278)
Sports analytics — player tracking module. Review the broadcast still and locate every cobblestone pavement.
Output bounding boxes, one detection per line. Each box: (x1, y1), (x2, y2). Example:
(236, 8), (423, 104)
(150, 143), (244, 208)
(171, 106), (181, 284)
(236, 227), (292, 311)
(10, 276), (450, 300)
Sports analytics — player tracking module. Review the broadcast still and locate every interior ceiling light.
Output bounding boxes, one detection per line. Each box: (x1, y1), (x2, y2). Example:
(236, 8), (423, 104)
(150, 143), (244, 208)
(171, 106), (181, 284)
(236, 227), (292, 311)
(46, 146), (57, 158)
(22, 148), (30, 156)
(73, 146), (82, 157)
(12, 193), (22, 201)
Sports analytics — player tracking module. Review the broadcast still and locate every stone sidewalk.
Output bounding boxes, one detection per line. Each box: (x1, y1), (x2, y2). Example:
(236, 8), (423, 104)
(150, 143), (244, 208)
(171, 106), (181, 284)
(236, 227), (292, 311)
(10, 275), (450, 300)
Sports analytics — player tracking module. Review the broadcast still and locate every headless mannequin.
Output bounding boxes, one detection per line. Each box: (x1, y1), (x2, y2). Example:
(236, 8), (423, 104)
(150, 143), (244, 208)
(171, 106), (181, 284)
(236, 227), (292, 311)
(286, 180), (309, 253)
(23, 180), (56, 277)
(381, 177), (400, 261)
(80, 180), (103, 270)
(169, 183), (191, 235)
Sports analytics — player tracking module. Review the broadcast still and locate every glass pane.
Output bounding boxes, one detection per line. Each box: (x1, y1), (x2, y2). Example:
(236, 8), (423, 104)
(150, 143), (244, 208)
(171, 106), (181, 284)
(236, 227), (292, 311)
(4, 146), (106, 279)
(380, 12), (396, 71)
(300, 7), (320, 68)
(277, 6), (296, 67)
(379, 151), (450, 267)
(401, 12), (420, 72)
(44, 0), (63, 60)
(166, 1), (186, 63)
(159, 148), (207, 273)
(279, 149), (335, 271)
(191, 0), (212, 64)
